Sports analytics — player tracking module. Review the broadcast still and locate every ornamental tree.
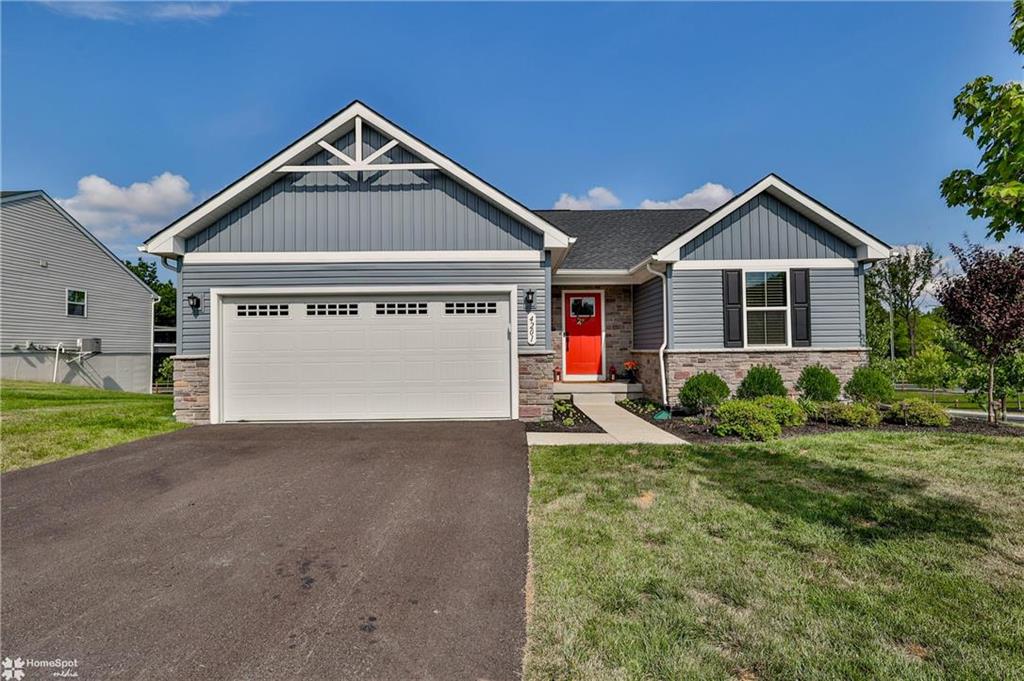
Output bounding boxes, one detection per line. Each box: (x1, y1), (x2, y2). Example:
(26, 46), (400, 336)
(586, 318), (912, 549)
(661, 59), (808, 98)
(936, 243), (1024, 423)
(939, 0), (1024, 241)
(867, 244), (940, 357)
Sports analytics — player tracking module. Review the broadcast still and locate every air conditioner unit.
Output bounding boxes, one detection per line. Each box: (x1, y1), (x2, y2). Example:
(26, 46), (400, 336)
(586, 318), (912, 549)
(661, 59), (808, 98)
(78, 338), (102, 354)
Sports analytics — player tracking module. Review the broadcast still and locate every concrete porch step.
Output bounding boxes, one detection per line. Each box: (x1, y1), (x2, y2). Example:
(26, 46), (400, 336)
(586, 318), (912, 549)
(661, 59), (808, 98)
(553, 381), (644, 401)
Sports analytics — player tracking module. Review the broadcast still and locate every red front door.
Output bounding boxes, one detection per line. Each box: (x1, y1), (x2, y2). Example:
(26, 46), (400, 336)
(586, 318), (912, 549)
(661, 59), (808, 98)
(563, 292), (603, 378)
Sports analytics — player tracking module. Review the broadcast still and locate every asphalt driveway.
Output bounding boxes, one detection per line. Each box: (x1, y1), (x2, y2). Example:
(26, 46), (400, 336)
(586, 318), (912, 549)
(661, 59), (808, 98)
(1, 421), (529, 680)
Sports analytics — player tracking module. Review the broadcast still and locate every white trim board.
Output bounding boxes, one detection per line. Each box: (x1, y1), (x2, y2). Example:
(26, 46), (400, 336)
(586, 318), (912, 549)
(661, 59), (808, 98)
(672, 258), (858, 271)
(184, 250), (544, 265)
(207, 284), (519, 425)
(653, 174), (892, 263)
(143, 101), (572, 255)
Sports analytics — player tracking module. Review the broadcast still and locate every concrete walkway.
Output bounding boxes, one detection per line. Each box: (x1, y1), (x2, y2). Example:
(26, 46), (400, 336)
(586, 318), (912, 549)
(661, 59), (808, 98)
(527, 394), (686, 446)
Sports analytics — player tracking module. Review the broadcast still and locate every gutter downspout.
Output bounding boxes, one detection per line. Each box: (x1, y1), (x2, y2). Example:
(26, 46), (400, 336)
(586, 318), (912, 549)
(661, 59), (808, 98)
(52, 343), (64, 383)
(646, 263), (669, 406)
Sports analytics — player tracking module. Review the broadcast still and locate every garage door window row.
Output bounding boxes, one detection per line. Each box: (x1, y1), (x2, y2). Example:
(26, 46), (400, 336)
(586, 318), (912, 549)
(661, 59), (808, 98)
(306, 303), (358, 316)
(237, 304), (289, 317)
(444, 301), (498, 315)
(375, 302), (428, 315)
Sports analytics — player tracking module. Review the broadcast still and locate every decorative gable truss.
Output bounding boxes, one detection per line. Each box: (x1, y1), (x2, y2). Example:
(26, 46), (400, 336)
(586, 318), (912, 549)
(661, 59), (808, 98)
(142, 101), (572, 256)
(276, 115), (439, 175)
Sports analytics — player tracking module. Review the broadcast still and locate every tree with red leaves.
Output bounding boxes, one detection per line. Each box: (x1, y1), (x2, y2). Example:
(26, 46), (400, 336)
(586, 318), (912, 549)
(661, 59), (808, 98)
(936, 243), (1024, 423)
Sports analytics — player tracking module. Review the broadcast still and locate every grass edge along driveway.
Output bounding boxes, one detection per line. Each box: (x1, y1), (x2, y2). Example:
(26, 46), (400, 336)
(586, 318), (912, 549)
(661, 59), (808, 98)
(526, 431), (1024, 680)
(1, 380), (186, 472)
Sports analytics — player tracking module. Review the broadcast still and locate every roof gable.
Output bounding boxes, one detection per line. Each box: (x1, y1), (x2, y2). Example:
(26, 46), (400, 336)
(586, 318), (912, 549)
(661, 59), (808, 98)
(653, 174), (891, 262)
(1, 191), (159, 299)
(143, 101), (572, 255)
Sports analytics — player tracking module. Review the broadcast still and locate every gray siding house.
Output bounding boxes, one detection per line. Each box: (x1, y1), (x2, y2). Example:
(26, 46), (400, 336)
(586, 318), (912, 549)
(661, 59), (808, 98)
(141, 101), (890, 424)
(1, 191), (158, 392)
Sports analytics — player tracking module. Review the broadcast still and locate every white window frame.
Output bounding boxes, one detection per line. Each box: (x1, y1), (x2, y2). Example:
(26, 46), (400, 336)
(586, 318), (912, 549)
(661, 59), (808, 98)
(742, 270), (790, 348)
(66, 288), (88, 318)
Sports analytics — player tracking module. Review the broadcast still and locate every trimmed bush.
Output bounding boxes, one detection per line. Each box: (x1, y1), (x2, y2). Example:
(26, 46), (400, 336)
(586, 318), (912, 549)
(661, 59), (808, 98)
(887, 399), (951, 427)
(795, 364), (841, 402)
(713, 400), (781, 441)
(678, 372), (730, 417)
(844, 366), (896, 404)
(754, 396), (808, 427)
(811, 401), (882, 427)
(736, 364), (788, 399)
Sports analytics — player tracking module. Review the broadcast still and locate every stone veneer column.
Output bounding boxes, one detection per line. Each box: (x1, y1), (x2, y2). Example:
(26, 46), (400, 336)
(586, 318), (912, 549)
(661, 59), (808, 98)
(173, 355), (210, 425)
(663, 350), (868, 405)
(518, 353), (554, 421)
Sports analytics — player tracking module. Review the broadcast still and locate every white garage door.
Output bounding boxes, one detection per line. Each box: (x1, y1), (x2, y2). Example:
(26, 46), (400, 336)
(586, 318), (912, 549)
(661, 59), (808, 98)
(219, 294), (513, 421)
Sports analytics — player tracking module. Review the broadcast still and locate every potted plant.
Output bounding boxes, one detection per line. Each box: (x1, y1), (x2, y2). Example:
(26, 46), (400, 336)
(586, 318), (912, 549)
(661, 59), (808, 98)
(623, 360), (639, 383)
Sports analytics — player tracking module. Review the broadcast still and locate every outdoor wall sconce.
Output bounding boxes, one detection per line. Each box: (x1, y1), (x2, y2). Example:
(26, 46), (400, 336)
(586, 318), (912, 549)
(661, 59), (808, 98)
(524, 289), (535, 307)
(187, 294), (201, 310)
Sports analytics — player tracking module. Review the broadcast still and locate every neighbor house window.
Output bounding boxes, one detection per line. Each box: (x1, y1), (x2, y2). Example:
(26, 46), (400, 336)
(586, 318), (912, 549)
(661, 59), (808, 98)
(744, 271), (787, 346)
(66, 289), (87, 317)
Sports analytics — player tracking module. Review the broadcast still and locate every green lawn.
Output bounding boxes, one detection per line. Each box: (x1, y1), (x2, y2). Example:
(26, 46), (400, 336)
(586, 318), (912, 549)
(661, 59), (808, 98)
(527, 432), (1024, 680)
(895, 389), (1023, 414)
(1, 380), (186, 472)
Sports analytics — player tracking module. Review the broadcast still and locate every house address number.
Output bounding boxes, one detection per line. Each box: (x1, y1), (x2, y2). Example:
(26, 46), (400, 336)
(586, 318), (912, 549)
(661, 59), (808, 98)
(526, 312), (537, 345)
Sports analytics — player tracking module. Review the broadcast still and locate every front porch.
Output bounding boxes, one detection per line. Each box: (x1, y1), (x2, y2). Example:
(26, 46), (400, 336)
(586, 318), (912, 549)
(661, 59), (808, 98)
(551, 284), (634, 381)
(553, 380), (646, 401)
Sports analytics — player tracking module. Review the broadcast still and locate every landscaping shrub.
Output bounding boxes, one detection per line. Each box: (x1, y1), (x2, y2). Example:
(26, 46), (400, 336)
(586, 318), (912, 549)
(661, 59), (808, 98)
(678, 372), (730, 417)
(713, 400), (781, 441)
(736, 364), (788, 399)
(810, 401), (882, 427)
(795, 364), (841, 402)
(887, 398), (951, 427)
(754, 395), (808, 427)
(844, 366), (896, 404)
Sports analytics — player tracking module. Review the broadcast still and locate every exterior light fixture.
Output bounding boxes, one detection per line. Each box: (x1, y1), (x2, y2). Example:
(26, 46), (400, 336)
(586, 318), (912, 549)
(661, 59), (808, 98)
(187, 294), (201, 310)
(525, 289), (535, 306)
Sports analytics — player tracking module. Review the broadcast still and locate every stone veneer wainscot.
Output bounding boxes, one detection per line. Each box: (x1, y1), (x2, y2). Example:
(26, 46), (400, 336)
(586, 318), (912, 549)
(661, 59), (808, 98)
(173, 355), (210, 425)
(630, 349), (868, 406)
(519, 353), (554, 421)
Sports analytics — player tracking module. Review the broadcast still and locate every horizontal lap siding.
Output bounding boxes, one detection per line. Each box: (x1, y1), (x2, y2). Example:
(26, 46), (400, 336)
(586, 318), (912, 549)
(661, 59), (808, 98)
(0, 196), (153, 354)
(809, 268), (864, 346)
(680, 193), (856, 260)
(672, 270), (723, 348)
(180, 261), (546, 353)
(632, 278), (663, 349)
(186, 127), (541, 254)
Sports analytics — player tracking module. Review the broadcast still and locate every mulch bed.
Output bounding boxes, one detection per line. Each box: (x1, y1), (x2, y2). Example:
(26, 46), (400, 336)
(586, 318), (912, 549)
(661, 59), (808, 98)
(525, 401), (604, 433)
(618, 398), (1023, 444)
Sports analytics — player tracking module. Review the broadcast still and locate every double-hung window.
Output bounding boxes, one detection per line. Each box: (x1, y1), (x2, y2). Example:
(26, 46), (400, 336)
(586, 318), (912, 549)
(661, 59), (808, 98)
(66, 289), (87, 317)
(744, 271), (787, 346)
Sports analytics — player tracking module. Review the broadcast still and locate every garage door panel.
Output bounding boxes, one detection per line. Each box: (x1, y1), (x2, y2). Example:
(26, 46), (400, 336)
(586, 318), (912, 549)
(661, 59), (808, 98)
(220, 294), (513, 422)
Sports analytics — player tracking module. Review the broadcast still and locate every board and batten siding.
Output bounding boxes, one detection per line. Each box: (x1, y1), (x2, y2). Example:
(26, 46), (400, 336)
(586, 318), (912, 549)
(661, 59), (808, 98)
(672, 270), (724, 349)
(809, 267), (865, 347)
(680, 193), (856, 260)
(186, 125), (542, 254)
(0, 195), (154, 354)
(632, 277), (664, 349)
(179, 261), (547, 353)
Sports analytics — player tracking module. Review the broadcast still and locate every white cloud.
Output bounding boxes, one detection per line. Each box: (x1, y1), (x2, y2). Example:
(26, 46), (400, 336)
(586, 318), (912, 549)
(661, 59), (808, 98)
(58, 172), (195, 253)
(640, 182), (735, 211)
(44, 2), (231, 22)
(553, 186), (621, 210)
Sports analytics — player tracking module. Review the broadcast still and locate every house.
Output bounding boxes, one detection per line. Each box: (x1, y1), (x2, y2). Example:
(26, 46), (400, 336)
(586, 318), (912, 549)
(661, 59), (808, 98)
(1, 190), (158, 392)
(140, 101), (890, 424)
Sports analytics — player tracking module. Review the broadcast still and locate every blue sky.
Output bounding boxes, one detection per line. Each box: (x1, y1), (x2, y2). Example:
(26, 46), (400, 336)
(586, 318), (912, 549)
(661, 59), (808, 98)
(2, 1), (1020, 267)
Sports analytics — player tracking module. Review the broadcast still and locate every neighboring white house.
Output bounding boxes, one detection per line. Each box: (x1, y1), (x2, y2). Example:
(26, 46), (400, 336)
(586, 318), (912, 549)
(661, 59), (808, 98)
(1, 190), (158, 392)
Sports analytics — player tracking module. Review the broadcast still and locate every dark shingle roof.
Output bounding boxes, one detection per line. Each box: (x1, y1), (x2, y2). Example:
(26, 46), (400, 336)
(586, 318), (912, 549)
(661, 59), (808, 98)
(535, 208), (709, 270)
(1, 190), (39, 199)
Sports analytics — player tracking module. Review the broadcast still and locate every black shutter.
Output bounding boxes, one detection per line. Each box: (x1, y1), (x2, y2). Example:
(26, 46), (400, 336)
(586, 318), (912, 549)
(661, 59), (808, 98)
(791, 269), (811, 347)
(722, 269), (744, 347)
